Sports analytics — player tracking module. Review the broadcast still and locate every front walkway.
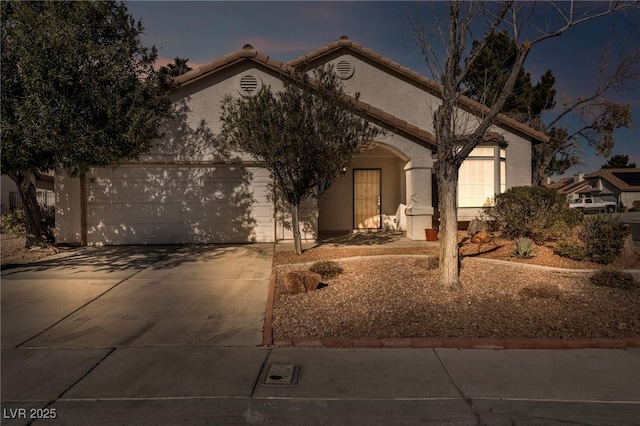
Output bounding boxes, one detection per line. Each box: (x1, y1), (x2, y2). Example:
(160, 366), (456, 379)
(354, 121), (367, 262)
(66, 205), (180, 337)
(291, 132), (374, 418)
(276, 230), (438, 252)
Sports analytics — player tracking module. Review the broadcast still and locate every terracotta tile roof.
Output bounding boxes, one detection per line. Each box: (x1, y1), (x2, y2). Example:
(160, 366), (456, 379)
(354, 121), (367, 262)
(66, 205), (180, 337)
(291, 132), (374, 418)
(558, 180), (590, 196)
(544, 177), (571, 190)
(287, 36), (549, 145)
(584, 168), (640, 191)
(174, 44), (437, 149)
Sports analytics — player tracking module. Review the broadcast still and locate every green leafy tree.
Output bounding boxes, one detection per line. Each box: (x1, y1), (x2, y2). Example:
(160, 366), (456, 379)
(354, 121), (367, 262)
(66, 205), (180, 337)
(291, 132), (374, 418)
(220, 66), (382, 255)
(158, 57), (192, 88)
(602, 154), (636, 169)
(1, 0), (173, 247)
(462, 30), (638, 185)
(463, 31), (557, 124)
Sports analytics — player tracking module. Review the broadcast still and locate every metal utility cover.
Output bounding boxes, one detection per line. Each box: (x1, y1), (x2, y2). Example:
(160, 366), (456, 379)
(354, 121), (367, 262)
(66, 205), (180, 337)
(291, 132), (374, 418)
(260, 363), (300, 386)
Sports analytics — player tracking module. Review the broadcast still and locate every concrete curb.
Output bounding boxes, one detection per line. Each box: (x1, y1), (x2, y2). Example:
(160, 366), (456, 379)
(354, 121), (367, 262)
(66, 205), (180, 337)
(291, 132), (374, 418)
(264, 254), (640, 349)
(262, 250), (278, 347)
(466, 256), (640, 274)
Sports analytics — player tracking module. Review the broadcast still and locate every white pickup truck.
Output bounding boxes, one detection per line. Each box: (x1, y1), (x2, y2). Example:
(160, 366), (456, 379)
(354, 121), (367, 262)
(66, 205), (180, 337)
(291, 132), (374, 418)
(568, 197), (617, 213)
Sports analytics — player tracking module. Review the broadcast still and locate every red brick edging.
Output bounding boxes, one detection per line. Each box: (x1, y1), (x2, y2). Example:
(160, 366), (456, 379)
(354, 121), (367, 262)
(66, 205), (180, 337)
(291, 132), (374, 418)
(269, 336), (640, 349)
(263, 255), (640, 350)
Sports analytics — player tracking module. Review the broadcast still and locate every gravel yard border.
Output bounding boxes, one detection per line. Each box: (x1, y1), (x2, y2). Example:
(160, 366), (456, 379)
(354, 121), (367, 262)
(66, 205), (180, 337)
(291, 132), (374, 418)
(264, 253), (640, 349)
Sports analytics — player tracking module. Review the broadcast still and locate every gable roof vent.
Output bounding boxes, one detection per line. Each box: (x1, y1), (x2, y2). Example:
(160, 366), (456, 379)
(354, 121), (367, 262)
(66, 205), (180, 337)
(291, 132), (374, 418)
(239, 75), (259, 95)
(336, 59), (354, 79)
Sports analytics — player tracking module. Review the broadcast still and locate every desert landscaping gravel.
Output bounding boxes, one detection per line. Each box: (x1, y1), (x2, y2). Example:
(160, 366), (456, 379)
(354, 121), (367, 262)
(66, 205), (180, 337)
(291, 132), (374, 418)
(4, 232), (639, 341)
(273, 240), (640, 340)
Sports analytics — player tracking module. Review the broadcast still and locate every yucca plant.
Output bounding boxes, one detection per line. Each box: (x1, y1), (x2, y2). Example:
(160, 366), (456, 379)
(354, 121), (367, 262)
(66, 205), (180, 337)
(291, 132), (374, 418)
(512, 237), (538, 259)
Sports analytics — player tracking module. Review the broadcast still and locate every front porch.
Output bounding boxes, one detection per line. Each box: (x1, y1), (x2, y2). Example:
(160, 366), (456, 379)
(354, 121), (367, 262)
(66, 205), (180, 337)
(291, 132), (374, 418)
(317, 142), (434, 241)
(275, 229), (438, 254)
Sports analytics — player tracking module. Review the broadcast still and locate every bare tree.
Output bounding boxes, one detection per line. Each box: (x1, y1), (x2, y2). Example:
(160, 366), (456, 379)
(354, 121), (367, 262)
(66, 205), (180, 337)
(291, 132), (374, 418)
(409, 1), (637, 290)
(532, 46), (639, 184)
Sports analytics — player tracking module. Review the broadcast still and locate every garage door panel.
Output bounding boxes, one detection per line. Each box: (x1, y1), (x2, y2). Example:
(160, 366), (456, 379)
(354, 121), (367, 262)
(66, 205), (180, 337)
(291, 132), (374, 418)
(87, 165), (273, 245)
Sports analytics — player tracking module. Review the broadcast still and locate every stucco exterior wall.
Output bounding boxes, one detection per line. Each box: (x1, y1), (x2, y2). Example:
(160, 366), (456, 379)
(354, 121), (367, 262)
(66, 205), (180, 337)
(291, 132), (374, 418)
(322, 53), (438, 133)
(621, 191), (640, 208)
(504, 133), (533, 189)
(1, 175), (15, 211)
(55, 173), (83, 245)
(319, 145), (406, 231)
(149, 62), (286, 163)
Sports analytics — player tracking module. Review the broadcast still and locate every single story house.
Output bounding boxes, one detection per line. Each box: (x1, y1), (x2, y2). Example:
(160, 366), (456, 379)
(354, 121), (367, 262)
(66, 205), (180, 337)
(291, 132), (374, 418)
(544, 173), (591, 204)
(582, 168), (640, 209)
(55, 36), (547, 246)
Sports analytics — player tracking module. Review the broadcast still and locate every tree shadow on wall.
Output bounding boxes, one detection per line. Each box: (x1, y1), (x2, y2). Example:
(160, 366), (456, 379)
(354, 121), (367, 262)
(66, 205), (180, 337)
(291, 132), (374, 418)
(270, 187), (318, 243)
(86, 98), (258, 245)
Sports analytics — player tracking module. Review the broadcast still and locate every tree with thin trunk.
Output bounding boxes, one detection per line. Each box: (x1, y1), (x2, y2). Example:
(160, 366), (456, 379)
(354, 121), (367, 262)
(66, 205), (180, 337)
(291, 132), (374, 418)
(409, 1), (638, 290)
(1, 1), (173, 247)
(220, 66), (382, 255)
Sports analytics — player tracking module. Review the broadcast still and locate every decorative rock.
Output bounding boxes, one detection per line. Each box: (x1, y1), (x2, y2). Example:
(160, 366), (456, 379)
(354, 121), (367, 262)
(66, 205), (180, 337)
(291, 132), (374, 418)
(467, 218), (488, 235)
(470, 231), (492, 244)
(283, 271), (323, 294)
(300, 271), (322, 291)
(283, 272), (306, 294)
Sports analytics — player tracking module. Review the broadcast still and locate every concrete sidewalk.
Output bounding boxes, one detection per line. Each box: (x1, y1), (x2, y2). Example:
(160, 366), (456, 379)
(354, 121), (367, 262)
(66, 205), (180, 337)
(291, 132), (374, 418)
(2, 346), (639, 425)
(1, 245), (639, 425)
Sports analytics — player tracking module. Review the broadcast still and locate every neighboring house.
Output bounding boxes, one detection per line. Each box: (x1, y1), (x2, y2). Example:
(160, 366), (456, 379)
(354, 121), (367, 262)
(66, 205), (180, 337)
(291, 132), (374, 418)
(1, 173), (55, 212)
(582, 168), (640, 209)
(55, 36), (547, 246)
(544, 173), (591, 204)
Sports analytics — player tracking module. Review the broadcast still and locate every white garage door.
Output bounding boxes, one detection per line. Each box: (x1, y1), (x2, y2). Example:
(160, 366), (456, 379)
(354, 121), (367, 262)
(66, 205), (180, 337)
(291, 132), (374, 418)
(86, 164), (273, 245)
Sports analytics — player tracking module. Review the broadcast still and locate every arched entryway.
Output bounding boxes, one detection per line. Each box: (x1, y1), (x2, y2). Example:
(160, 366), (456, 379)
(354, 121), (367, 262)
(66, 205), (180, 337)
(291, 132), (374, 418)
(318, 144), (407, 233)
(318, 136), (434, 240)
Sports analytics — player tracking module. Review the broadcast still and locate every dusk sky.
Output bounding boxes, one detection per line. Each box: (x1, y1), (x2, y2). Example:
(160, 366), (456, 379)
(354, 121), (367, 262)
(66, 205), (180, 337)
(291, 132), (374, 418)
(127, 1), (639, 178)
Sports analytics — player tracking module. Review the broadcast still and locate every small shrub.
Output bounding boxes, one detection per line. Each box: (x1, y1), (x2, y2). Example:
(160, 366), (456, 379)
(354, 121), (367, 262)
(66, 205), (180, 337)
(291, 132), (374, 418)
(309, 260), (343, 279)
(1, 208), (26, 235)
(554, 240), (587, 261)
(0, 206), (55, 241)
(41, 206), (55, 242)
(512, 237), (538, 258)
(482, 186), (580, 243)
(555, 214), (630, 264)
(519, 283), (562, 299)
(590, 270), (637, 290)
(579, 214), (630, 264)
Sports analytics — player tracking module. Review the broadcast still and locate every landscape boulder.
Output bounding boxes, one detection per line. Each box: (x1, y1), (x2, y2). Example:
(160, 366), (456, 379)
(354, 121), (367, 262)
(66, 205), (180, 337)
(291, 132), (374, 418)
(283, 271), (323, 294)
(470, 231), (492, 244)
(467, 218), (488, 235)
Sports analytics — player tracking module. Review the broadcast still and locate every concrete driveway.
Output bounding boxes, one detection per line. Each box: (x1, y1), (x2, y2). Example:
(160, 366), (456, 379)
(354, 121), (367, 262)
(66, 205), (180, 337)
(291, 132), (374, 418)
(1, 244), (274, 349)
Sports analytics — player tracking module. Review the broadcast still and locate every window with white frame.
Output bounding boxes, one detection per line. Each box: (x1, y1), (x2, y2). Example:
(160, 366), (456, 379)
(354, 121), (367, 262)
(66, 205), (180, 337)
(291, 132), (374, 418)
(458, 146), (506, 207)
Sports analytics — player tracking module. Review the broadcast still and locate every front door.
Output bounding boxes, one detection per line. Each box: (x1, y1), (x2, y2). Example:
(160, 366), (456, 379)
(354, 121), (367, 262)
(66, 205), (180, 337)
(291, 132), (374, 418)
(353, 169), (381, 229)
